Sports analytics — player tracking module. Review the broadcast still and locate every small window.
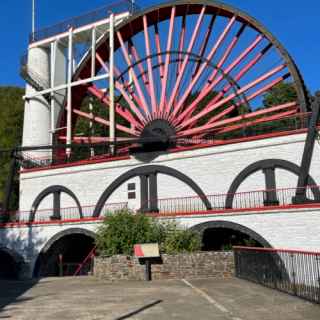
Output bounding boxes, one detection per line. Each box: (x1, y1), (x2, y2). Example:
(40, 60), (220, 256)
(128, 183), (136, 191)
(128, 192), (136, 199)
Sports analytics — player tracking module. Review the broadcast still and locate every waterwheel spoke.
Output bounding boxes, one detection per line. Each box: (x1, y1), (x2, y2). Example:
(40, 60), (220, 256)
(87, 84), (143, 131)
(199, 71), (291, 134)
(95, 52), (148, 125)
(177, 102), (297, 137)
(192, 14), (216, 77)
(164, 6), (206, 116)
(177, 14), (187, 74)
(174, 34), (265, 126)
(213, 109), (298, 136)
(203, 43), (274, 116)
(117, 30), (151, 118)
(128, 40), (149, 89)
(94, 53), (145, 127)
(143, 14), (158, 117)
(154, 22), (164, 79)
(159, 6), (176, 116)
(72, 108), (139, 136)
(59, 136), (136, 143)
(177, 64), (287, 131)
(169, 16), (239, 122)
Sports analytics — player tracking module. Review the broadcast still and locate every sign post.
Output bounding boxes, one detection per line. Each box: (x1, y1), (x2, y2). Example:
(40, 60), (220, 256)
(134, 243), (160, 281)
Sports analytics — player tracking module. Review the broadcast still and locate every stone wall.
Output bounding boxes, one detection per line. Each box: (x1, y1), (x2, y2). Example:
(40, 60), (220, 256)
(94, 251), (234, 281)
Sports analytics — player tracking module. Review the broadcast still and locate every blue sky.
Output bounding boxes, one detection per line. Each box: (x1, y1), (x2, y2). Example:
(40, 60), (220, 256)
(0, 0), (319, 93)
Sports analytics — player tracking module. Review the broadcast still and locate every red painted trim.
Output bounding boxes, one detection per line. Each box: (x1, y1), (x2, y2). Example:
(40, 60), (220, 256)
(19, 124), (315, 174)
(1, 203), (320, 229)
(20, 155), (131, 174)
(150, 203), (320, 218)
(233, 246), (320, 256)
(0, 217), (104, 228)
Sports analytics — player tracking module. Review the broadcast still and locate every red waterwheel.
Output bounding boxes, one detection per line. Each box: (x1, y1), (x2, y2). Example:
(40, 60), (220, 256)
(59, 1), (309, 156)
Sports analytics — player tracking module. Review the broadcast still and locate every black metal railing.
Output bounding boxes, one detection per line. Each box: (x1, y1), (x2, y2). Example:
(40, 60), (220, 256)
(30, 0), (139, 43)
(18, 112), (316, 170)
(2, 185), (320, 225)
(234, 246), (320, 304)
(154, 185), (320, 215)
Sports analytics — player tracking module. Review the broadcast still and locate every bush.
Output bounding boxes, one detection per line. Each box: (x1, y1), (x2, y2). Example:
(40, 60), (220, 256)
(162, 225), (201, 254)
(95, 209), (201, 256)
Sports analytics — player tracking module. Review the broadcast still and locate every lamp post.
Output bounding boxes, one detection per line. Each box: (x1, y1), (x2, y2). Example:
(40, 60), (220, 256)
(32, 0), (35, 40)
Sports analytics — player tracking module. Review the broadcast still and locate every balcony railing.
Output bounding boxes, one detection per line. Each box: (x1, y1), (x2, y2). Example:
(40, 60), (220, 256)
(30, 0), (139, 43)
(154, 185), (320, 216)
(1, 185), (320, 225)
(234, 246), (320, 304)
(19, 112), (315, 171)
(4, 201), (128, 224)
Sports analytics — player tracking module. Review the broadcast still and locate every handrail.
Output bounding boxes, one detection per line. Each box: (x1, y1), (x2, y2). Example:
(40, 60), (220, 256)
(30, 0), (139, 43)
(1, 185), (320, 225)
(73, 246), (96, 276)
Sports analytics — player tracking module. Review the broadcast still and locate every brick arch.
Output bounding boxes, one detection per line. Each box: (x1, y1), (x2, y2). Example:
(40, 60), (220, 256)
(29, 185), (83, 222)
(225, 159), (320, 209)
(93, 165), (211, 217)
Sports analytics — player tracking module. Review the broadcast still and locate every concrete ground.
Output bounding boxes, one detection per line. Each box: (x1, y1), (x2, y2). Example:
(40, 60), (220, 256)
(0, 277), (319, 320)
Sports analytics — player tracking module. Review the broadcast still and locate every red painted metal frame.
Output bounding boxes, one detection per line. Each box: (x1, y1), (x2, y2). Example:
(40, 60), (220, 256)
(233, 246), (320, 256)
(73, 245), (96, 276)
(2, 202), (320, 229)
(21, 121), (314, 173)
(58, 2), (309, 158)
(3, 184), (320, 228)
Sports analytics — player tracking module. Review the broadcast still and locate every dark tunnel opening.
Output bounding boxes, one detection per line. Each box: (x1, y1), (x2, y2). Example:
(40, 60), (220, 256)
(34, 233), (95, 277)
(202, 227), (264, 251)
(0, 250), (19, 280)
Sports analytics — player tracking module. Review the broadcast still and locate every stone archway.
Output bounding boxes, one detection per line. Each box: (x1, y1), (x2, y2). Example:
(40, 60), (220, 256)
(33, 228), (95, 277)
(191, 220), (272, 250)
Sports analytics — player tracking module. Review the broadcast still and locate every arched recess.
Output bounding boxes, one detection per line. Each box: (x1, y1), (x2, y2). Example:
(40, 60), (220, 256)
(29, 185), (83, 222)
(225, 159), (320, 209)
(93, 165), (212, 216)
(191, 220), (289, 281)
(0, 246), (25, 279)
(191, 220), (272, 249)
(33, 228), (96, 277)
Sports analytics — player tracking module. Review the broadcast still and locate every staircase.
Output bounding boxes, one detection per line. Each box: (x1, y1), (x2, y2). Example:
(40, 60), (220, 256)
(20, 53), (50, 101)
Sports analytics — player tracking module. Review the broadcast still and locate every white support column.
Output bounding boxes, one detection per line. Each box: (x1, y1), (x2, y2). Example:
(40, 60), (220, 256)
(50, 41), (57, 145)
(89, 98), (95, 157)
(91, 27), (96, 78)
(109, 13), (115, 155)
(66, 27), (73, 157)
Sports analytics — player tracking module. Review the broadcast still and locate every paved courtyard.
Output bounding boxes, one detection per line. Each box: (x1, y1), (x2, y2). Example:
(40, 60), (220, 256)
(0, 277), (319, 319)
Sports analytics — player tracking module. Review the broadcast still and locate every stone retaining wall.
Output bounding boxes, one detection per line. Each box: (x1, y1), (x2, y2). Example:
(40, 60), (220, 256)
(94, 251), (234, 281)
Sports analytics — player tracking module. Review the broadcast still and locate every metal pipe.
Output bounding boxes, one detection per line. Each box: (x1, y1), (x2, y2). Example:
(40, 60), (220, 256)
(109, 13), (115, 155)
(66, 27), (73, 157)
(50, 41), (57, 146)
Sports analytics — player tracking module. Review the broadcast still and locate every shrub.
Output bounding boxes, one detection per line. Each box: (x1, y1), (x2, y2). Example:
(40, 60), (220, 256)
(162, 225), (201, 254)
(95, 209), (201, 256)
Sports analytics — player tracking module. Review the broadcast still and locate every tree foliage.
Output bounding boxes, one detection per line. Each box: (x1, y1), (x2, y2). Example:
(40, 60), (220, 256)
(0, 87), (24, 209)
(95, 209), (201, 256)
(262, 82), (297, 108)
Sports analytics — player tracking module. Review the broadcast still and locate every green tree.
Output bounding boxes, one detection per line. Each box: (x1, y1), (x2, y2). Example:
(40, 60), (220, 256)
(262, 82), (297, 108)
(0, 87), (24, 210)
